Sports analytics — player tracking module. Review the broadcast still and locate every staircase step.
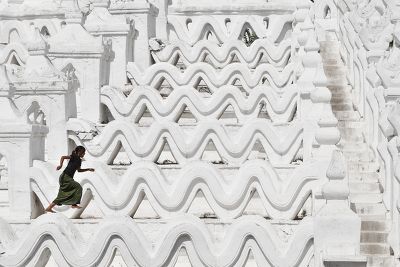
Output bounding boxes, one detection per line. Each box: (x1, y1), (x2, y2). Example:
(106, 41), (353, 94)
(333, 110), (361, 120)
(320, 46), (340, 54)
(327, 80), (348, 87)
(329, 87), (351, 93)
(361, 231), (389, 243)
(331, 93), (352, 100)
(352, 203), (386, 215)
(349, 182), (382, 194)
(322, 58), (341, 65)
(343, 151), (374, 161)
(342, 146), (373, 156)
(328, 85), (352, 94)
(320, 48), (340, 55)
(347, 162), (379, 172)
(360, 244), (391, 255)
(340, 143), (368, 152)
(338, 124), (364, 135)
(338, 140), (367, 150)
(325, 72), (346, 79)
(331, 103), (353, 111)
(350, 193), (382, 203)
(330, 98), (353, 105)
(361, 220), (391, 232)
(366, 255), (395, 267)
(331, 91), (352, 97)
(339, 137), (365, 144)
(359, 215), (388, 221)
(324, 65), (344, 72)
(320, 42), (340, 49)
(337, 121), (364, 129)
(321, 44), (340, 51)
(348, 171), (380, 182)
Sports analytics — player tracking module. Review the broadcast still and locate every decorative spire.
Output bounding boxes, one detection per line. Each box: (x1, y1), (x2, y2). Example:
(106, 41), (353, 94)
(25, 26), (48, 55)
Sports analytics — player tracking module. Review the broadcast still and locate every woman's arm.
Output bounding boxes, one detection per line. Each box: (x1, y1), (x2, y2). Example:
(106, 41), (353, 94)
(78, 168), (95, 172)
(56, 155), (71, 170)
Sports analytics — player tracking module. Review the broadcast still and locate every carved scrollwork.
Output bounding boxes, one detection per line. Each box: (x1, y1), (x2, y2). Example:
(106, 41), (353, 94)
(377, 45), (400, 87)
(348, 0), (394, 51)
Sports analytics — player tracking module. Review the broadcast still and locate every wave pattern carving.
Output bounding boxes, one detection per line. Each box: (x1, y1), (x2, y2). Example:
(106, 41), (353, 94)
(167, 15), (294, 45)
(0, 214), (314, 267)
(100, 85), (298, 123)
(151, 39), (292, 68)
(30, 159), (325, 219)
(126, 62), (297, 92)
(67, 119), (303, 165)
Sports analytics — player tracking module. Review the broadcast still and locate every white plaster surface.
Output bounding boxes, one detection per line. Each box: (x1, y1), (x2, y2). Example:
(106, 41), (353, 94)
(2, 0), (398, 266)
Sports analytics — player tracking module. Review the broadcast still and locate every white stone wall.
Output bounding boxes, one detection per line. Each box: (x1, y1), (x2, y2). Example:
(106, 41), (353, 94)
(0, 0), (365, 266)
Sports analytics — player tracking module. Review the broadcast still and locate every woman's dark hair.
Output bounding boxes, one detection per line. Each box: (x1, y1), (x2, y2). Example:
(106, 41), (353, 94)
(72, 146), (85, 155)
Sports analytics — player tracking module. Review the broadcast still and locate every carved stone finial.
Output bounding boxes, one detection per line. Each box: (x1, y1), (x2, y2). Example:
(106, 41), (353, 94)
(26, 26), (48, 55)
(301, 15), (314, 32)
(322, 150), (349, 200)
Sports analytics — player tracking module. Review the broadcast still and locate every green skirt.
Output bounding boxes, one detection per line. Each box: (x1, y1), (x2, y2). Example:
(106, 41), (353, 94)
(53, 172), (82, 206)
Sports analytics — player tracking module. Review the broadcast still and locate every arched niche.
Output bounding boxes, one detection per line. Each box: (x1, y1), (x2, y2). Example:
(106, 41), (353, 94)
(0, 43), (29, 66)
(60, 63), (80, 119)
(324, 5), (331, 19)
(40, 26), (51, 38)
(315, 1), (337, 19)
(0, 21), (28, 43)
(26, 101), (47, 125)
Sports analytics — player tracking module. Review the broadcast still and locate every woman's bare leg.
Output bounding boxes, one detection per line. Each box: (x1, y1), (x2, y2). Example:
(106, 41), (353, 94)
(45, 203), (56, 213)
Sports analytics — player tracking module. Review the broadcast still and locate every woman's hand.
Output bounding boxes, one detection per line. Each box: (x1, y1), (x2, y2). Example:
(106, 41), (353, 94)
(89, 168), (95, 172)
(56, 165), (62, 171)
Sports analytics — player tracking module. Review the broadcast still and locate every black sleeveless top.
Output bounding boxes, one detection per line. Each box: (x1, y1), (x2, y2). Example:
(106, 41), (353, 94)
(63, 153), (82, 178)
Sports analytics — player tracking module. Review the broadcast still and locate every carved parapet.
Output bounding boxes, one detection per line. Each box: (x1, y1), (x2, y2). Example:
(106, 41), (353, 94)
(309, 27), (340, 159)
(150, 38), (292, 68)
(315, 150), (362, 265)
(296, 15), (340, 161)
(31, 158), (325, 219)
(167, 14), (294, 46)
(126, 62), (296, 93)
(169, 0), (297, 15)
(0, 213), (315, 266)
(100, 85), (298, 124)
(67, 118), (304, 165)
(312, 69), (341, 158)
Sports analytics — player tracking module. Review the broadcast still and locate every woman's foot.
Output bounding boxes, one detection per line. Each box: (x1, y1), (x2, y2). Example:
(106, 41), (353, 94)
(45, 208), (56, 213)
(71, 204), (82, 209)
(45, 202), (56, 213)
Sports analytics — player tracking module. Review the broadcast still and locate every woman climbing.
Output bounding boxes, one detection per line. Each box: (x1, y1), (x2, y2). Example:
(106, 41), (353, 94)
(45, 145), (95, 213)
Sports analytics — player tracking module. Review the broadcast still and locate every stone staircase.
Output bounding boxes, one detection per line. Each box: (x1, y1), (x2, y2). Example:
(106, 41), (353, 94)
(320, 38), (395, 266)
